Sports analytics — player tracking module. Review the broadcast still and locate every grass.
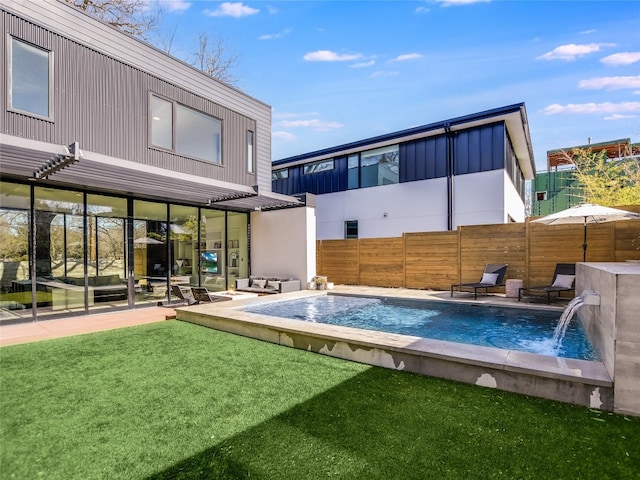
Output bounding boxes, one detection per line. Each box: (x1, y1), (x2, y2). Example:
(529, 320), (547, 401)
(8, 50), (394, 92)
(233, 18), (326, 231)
(1, 320), (639, 480)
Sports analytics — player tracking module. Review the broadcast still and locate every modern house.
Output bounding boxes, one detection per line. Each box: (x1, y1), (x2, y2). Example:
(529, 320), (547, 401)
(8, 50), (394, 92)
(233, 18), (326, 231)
(272, 104), (536, 240)
(0, 0), (315, 323)
(533, 138), (639, 216)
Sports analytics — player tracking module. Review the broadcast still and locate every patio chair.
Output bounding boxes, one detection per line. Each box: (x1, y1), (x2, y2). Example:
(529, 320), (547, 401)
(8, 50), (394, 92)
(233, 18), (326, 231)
(450, 264), (508, 300)
(171, 284), (198, 305)
(191, 287), (228, 303)
(518, 263), (576, 304)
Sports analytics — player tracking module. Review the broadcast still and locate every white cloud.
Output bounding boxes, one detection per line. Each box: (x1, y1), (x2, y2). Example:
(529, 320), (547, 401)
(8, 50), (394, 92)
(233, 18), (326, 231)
(281, 119), (343, 131)
(580, 29), (596, 35)
(579, 75), (640, 90)
(600, 52), (640, 66)
(204, 2), (259, 18)
(392, 53), (423, 62)
(259, 28), (291, 40)
(351, 60), (375, 68)
(436, 0), (490, 6)
(303, 50), (362, 62)
(604, 114), (635, 121)
(272, 131), (296, 141)
(542, 102), (640, 115)
(162, 0), (191, 12)
(536, 43), (615, 61)
(415, 6), (430, 14)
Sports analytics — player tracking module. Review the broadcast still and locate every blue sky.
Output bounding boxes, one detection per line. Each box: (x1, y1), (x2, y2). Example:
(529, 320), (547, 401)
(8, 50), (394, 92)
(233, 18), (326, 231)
(153, 0), (640, 170)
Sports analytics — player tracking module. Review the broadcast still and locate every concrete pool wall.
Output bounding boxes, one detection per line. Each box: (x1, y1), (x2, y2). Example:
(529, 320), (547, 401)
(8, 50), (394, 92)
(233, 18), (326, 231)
(577, 263), (640, 416)
(176, 287), (614, 412)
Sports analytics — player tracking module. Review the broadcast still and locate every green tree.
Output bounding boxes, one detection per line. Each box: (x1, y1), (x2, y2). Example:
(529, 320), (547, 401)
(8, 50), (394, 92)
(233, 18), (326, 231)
(567, 147), (640, 206)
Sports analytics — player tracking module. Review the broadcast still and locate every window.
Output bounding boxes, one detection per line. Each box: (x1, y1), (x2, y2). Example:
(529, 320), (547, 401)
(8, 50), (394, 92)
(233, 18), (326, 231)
(347, 154), (359, 189)
(360, 145), (399, 187)
(272, 169), (288, 180)
(303, 159), (334, 175)
(247, 130), (254, 173)
(345, 220), (358, 239)
(151, 96), (172, 149)
(150, 94), (222, 164)
(536, 191), (547, 201)
(9, 38), (52, 119)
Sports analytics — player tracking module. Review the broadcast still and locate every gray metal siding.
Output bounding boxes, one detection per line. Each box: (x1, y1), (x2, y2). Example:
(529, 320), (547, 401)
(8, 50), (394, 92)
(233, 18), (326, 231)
(1, 3), (265, 188)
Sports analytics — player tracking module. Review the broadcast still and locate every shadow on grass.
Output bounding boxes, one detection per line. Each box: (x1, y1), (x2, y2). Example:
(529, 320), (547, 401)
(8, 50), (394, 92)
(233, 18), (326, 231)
(145, 367), (640, 480)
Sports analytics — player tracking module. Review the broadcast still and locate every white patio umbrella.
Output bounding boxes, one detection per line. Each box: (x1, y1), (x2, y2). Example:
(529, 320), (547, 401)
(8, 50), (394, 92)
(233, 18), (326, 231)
(532, 203), (640, 261)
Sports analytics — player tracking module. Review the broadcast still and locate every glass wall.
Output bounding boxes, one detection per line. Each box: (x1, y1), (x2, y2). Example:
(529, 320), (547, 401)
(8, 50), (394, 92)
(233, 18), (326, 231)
(0, 180), (252, 322)
(0, 182), (31, 323)
(133, 200), (168, 306)
(87, 194), (128, 312)
(34, 186), (85, 319)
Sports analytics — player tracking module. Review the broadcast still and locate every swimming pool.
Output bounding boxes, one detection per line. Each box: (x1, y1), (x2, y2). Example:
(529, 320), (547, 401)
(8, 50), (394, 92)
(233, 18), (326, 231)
(243, 294), (598, 361)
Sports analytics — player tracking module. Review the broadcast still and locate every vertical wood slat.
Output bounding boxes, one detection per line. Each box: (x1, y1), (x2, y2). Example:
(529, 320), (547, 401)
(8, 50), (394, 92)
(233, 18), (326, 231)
(316, 217), (640, 290)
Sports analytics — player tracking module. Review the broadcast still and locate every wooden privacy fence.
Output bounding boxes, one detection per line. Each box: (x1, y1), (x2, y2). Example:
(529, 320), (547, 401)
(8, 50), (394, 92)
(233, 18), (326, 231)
(316, 214), (640, 292)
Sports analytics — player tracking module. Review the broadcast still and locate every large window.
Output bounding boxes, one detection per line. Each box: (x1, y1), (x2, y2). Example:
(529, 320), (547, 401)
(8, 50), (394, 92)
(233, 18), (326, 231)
(272, 169), (289, 180)
(150, 94), (222, 164)
(9, 38), (52, 119)
(361, 145), (399, 187)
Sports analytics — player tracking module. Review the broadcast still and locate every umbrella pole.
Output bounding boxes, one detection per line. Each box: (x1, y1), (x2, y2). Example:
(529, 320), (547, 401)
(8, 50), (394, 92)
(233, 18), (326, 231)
(582, 220), (587, 262)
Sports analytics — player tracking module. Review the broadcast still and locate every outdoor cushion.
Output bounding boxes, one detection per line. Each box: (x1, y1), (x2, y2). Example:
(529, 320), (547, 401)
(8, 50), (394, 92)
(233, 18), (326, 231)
(480, 273), (499, 285)
(253, 279), (267, 289)
(267, 280), (281, 290)
(552, 274), (575, 289)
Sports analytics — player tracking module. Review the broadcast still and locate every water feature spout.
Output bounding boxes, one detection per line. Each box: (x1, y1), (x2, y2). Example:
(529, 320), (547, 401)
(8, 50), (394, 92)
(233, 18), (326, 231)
(552, 291), (599, 353)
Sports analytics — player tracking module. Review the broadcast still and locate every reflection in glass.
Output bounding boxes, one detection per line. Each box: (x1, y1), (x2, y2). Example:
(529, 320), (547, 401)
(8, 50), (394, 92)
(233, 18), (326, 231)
(11, 38), (50, 118)
(361, 145), (399, 187)
(150, 95), (172, 150)
(134, 200), (168, 306)
(0, 182), (32, 322)
(176, 104), (221, 163)
(200, 209), (226, 291)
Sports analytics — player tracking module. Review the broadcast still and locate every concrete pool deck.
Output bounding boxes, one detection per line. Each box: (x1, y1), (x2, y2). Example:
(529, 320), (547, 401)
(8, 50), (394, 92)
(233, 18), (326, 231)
(176, 285), (613, 411)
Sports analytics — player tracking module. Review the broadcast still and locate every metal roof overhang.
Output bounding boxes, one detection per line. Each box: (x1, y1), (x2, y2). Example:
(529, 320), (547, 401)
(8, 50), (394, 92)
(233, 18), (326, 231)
(0, 134), (304, 212)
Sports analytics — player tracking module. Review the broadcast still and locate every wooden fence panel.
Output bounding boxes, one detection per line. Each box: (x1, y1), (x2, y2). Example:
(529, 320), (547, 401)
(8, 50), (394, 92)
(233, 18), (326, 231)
(317, 240), (359, 285)
(315, 215), (639, 290)
(615, 220), (640, 261)
(359, 238), (404, 287)
(458, 223), (526, 286)
(405, 232), (458, 290)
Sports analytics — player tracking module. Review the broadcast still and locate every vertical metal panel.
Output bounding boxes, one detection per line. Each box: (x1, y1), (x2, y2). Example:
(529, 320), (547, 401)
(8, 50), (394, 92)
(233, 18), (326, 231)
(2, 8), (265, 189)
(492, 123), (505, 169)
(415, 140), (426, 180)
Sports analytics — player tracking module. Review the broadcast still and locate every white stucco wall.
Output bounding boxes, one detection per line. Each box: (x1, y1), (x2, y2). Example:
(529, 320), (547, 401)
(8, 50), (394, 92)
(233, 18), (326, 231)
(452, 170), (506, 228)
(250, 206), (316, 285)
(316, 178), (449, 239)
(316, 170), (526, 239)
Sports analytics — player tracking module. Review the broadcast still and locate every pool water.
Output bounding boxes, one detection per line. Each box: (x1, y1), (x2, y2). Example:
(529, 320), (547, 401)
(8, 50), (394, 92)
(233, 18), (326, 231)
(244, 294), (598, 361)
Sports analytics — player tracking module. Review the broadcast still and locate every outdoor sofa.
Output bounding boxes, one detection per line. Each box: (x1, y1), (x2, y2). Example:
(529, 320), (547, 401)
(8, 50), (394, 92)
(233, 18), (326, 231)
(235, 275), (301, 295)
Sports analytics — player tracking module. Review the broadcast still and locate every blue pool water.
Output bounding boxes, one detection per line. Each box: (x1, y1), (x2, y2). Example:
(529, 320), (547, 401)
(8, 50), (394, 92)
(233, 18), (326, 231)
(244, 294), (598, 361)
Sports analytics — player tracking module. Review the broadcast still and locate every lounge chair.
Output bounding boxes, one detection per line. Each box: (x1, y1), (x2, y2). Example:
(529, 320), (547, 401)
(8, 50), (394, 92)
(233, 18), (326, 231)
(191, 287), (228, 303)
(171, 285), (198, 305)
(518, 263), (576, 304)
(450, 264), (508, 300)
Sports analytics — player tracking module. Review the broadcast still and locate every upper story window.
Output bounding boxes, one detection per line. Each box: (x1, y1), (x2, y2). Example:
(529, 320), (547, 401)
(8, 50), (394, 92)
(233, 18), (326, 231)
(272, 168), (288, 180)
(347, 154), (359, 189)
(9, 38), (53, 119)
(247, 130), (255, 173)
(303, 159), (334, 175)
(360, 145), (399, 187)
(150, 94), (222, 164)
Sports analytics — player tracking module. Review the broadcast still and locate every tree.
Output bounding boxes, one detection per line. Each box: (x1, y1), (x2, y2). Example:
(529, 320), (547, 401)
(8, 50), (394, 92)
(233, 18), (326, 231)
(191, 33), (240, 87)
(64, 0), (160, 39)
(64, 1), (241, 86)
(565, 147), (640, 206)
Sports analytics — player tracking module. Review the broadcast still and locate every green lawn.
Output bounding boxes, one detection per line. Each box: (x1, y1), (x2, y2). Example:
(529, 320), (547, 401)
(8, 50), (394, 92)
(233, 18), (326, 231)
(1, 320), (638, 479)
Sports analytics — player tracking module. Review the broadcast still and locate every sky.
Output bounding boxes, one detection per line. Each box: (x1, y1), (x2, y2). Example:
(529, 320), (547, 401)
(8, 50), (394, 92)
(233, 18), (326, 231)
(151, 0), (640, 171)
